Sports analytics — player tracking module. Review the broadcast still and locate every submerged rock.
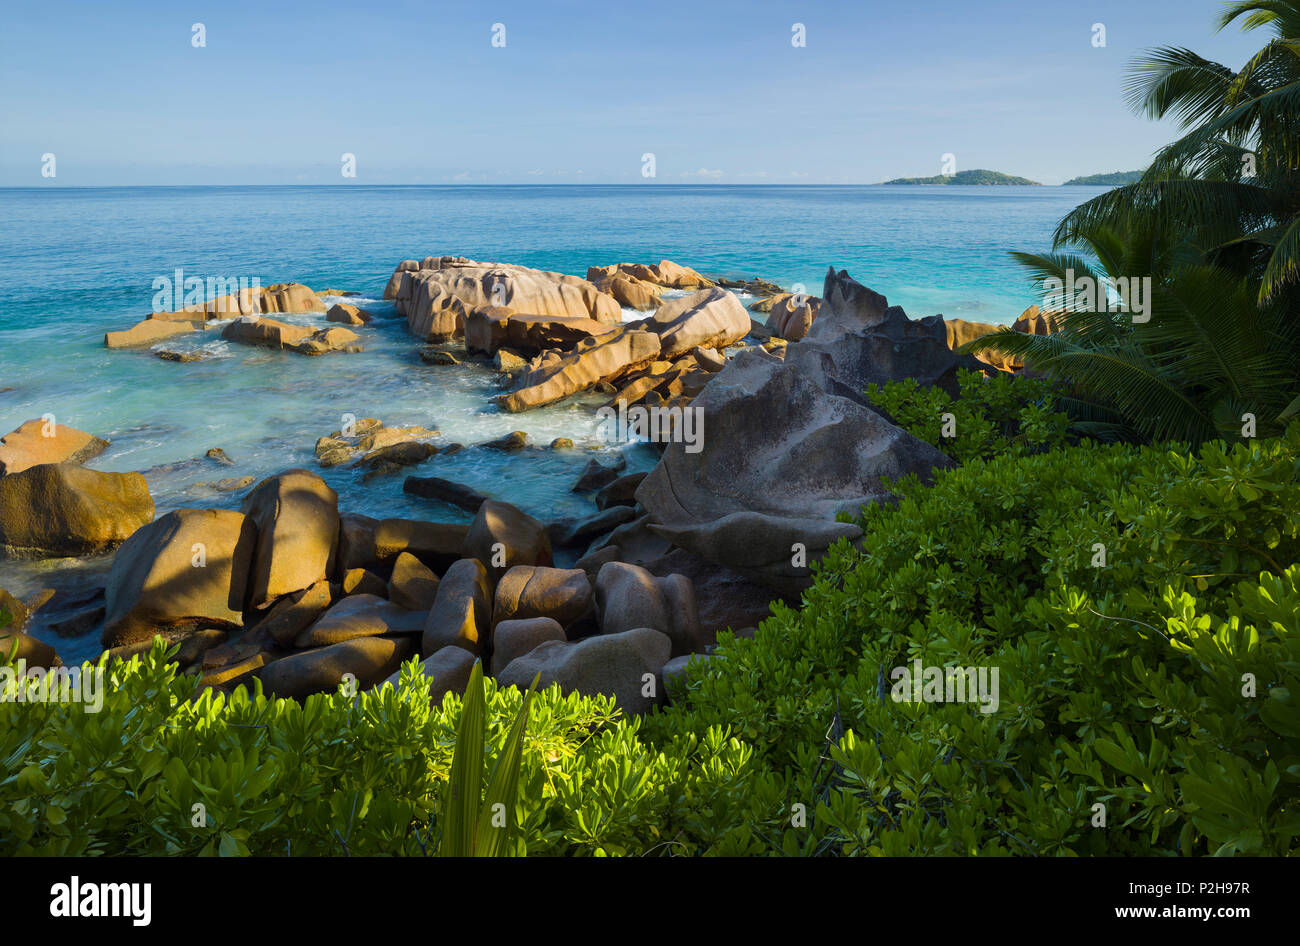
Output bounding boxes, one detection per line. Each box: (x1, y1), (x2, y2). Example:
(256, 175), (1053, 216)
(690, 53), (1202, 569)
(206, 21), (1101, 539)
(403, 475), (488, 512)
(105, 318), (204, 349)
(325, 302), (373, 325)
(221, 317), (361, 355)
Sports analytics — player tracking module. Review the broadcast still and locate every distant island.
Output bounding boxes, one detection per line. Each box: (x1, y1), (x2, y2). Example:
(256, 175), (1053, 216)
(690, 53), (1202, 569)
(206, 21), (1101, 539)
(882, 169), (1041, 186)
(1062, 170), (1144, 185)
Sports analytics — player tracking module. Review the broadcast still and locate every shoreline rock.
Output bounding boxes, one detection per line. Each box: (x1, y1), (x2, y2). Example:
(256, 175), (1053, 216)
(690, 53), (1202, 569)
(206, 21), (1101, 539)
(0, 464), (153, 559)
(0, 420), (109, 475)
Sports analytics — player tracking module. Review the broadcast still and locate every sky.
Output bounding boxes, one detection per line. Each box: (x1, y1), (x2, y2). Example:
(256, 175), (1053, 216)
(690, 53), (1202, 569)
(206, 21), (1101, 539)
(0, 0), (1268, 186)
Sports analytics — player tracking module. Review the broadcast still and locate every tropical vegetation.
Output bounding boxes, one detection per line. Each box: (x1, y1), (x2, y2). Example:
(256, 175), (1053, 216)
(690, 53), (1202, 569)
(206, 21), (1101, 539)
(966, 0), (1300, 446)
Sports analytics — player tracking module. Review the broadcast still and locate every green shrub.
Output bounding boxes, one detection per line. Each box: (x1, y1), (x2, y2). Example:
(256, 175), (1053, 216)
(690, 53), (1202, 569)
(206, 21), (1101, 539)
(866, 368), (1072, 462)
(648, 426), (1300, 854)
(0, 645), (755, 856)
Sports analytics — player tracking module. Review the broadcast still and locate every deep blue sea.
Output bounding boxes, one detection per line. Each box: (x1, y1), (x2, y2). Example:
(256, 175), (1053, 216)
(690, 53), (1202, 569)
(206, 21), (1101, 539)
(0, 184), (1099, 657)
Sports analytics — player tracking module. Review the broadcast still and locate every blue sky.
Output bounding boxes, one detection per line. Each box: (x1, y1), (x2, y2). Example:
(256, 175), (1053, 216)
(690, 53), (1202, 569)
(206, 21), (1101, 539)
(0, 0), (1266, 185)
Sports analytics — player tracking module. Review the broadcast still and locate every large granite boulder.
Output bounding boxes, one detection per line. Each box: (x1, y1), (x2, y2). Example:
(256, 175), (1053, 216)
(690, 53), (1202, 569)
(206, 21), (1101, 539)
(589, 261), (714, 290)
(586, 270), (663, 310)
(101, 508), (258, 647)
(1012, 304), (1066, 336)
(387, 551), (440, 611)
(259, 636), (413, 700)
(945, 317), (1019, 371)
(783, 267), (971, 396)
(372, 518), (469, 573)
(489, 616), (566, 675)
(388, 257), (620, 340)
(495, 327), (661, 412)
(634, 273), (958, 594)
(0, 420), (109, 475)
(149, 282), (324, 322)
(636, 348), (950, 524)
(294, 594), (425, 648)
(636, 288), (750, 359)
(422, 557), (492, 657)
(767, 294), (821, 341)
(381, 644), (477, 705)
(495, 627), (672, 716)
(463, 500), (552, 583)
(593, 562), (705, 657)
(650, 512), (862, 599)
(491, 565), (591, 629)
(240, 469), (340, 609)
(0, 464), (153, 559)
(464, 308), (617, 355)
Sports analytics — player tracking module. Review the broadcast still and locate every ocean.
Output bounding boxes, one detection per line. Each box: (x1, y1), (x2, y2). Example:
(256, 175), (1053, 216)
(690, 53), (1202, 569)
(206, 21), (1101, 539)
(0, 184), (1099, 659)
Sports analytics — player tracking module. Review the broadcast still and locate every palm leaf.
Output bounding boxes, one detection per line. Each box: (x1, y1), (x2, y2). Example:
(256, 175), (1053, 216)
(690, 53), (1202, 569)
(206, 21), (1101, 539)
(473, 673), (540, 857)
(439, 659), (487, 857)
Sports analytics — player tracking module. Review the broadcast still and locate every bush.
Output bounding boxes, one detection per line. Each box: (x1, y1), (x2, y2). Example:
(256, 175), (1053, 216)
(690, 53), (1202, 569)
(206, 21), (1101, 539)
(866, 368), (1072, 463)
(0, 645), (755, 856)
(648, 426), (1300, 854)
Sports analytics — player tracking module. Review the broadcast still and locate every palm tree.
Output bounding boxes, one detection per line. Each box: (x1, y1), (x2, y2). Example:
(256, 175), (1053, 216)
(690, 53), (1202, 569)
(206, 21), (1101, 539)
(965, 0), (1300, 445)
(1062, 0), (1300, 301)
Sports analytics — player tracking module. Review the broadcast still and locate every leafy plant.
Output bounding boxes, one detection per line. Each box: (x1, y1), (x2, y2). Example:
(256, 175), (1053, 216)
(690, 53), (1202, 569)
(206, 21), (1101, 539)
(867, 368), (1071, 462)
(966, 0), (1300, 445)
(1064, 0), (1300, 303)
(649, 426), (1300, 855)
(438, 661), (537, 857)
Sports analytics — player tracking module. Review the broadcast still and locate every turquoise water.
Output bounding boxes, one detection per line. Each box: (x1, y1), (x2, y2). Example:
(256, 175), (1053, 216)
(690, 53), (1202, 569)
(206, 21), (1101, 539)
(0, 184), (1097, 656)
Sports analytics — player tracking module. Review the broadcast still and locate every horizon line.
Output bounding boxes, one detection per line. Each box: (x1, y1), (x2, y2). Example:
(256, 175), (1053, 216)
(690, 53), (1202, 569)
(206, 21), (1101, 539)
(0, 181), (1108, 190)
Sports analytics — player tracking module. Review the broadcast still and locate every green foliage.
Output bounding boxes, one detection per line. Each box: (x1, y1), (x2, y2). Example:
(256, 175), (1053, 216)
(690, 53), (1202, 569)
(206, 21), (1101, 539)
(969, 2), (1300, 445)
(966, 225), (1300, 446)
(1067, 1), (1300, 302)
(866, 368), (1071, 462)
(438, 661), (537, 857)
(647, 426), (1300, 855)
(0, 644), (754, 856)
